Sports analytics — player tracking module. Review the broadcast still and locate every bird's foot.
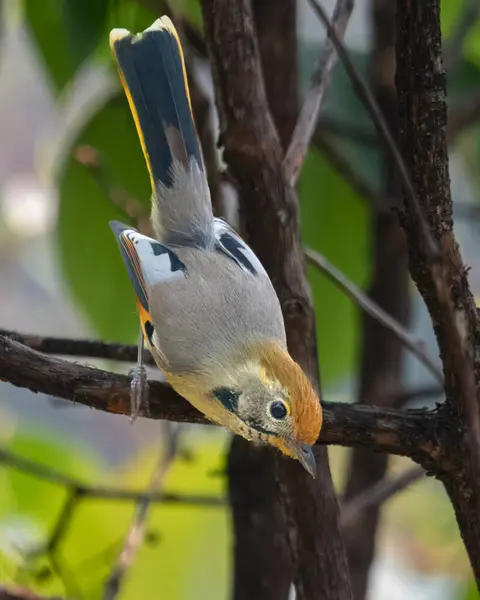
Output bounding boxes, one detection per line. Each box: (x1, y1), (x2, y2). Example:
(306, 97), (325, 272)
(129, 364), (149, 423)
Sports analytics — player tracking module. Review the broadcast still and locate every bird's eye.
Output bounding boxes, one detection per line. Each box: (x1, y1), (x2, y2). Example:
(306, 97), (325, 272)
(269, 400), (289, 420)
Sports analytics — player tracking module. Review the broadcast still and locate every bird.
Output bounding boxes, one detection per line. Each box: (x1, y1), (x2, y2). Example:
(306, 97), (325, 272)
(108, 16), (322, 477)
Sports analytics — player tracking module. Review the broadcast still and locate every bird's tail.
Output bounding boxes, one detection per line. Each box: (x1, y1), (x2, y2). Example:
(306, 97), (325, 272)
(110, 17), (213, 247)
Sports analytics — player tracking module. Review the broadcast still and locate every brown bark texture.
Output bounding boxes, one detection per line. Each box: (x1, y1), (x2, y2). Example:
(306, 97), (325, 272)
(200, 1), (352, 597)
(396, 0), (480, 585)
(226, 3), (297, 599)
(342, 1), (410, 598)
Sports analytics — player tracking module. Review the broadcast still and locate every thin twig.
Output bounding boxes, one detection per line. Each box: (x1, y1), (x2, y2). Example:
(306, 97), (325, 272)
(306, 0), (438, 259)
(313, 131), (382, 210)
(0, 588), (61, 600)
(0, 329), (153, 364)
(341, 465), (425, 527)
(317, 115), (379, 146)
(304, 247), (444, 384)
(44, 489), (81, 554)
(284, 0), (354, 187)
(74, 145), (152, 236)
(315, 120), (480, 221)
(388, 385), (444, 409)
(0, 447), (223, 525)
(48, 553), (83, 600)
(102, 426), (180, 600)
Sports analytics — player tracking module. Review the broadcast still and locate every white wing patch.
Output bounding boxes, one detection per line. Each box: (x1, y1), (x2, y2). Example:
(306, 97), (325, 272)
(126, 229), (186, 287)
(213, 218), (268, 277)
(110, 220), (186, 312)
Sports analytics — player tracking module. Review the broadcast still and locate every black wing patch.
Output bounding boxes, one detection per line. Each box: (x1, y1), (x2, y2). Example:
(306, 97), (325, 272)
(218, 233), (257, 275)
(144, 319), (155, 346)
(213, 218), (267, 277)
(150, 241), (186, 273)
(110, 220), (187, 314)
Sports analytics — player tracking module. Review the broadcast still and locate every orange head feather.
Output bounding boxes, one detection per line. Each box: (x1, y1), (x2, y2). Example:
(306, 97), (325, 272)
(254, 342), (323, 447)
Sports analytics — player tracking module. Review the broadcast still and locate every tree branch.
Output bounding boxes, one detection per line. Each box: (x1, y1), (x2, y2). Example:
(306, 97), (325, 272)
(340, 1), (411, 594)
(307, 0), (438, 259)
(0, 588), (60, 600)
(103, 426), (179, 599)
(228, 2), (301, 597)
(317, 116), (379, 146)
(200, 0), (353, 597)
(304, 248), (442, 383)
(283, 0), (354, 187)
(341, 465), (425, 527)
(1, 444), (222, 574)
(0, 334), (439, 459)
(313, 132), (382, 210)
(396, 0), (480, 586)
(0, 329), (151, 364)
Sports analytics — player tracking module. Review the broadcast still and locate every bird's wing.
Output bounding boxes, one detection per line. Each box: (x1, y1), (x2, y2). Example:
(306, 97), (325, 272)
(110, 220), (186, 348)
(213, 218), (269, 278)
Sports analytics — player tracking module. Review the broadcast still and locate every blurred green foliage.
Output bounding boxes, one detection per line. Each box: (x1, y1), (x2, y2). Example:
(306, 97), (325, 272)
(0, 427), (229, 599)
(2, 0), (480, 597)
(58, 95), (152, 343)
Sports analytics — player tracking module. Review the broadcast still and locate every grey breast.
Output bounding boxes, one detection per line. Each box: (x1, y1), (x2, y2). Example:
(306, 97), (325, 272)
(149, 248), (286, 374)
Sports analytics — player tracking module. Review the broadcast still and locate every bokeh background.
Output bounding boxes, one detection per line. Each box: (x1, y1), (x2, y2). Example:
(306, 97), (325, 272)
(0, 0), (479, 598)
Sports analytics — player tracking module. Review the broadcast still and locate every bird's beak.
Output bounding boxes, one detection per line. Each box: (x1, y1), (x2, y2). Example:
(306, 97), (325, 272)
(286, 441), (317, 478)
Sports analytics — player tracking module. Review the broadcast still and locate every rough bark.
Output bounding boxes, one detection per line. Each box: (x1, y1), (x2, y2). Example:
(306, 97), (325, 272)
(0, 335), (441, 457)
(227, 438), (292, 600)
(226, 2), (298, 598)
(201, 0), (350, 596)
(342, 1), (409, 598)
(396, 0), (480, 585)
(253, 0), (298, 152)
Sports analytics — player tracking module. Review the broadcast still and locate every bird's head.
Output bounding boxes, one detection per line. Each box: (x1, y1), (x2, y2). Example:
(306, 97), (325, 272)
(181, 341), (322, 477)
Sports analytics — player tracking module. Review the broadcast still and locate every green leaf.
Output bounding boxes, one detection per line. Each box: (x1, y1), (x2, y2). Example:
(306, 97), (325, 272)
(24, 0), (75, 90)
(460, 580), (479, 600)
(24, 0), (109, 91)
(441, 0), (480, 70)
(57, 94), (151, 343)
(60, 0), (109, 69)
(300, 148), (372, 385)
(176, 0), (202, 30)
(448, 58), (480, 100)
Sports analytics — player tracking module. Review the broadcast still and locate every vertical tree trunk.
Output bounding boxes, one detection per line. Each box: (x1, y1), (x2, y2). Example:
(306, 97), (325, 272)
(202, 1), (353, 598)
(226, 3), (298, 599)
(396, 0), (480, 586)
(228, 438), (292, 600)
(342, 1), (409, 598)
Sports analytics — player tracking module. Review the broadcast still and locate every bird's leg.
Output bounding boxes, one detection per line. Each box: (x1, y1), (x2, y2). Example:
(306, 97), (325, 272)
(129, 326), (149, 422)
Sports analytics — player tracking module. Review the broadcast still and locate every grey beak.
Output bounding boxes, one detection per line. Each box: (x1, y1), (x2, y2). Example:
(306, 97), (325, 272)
(287, 442), (317, 478)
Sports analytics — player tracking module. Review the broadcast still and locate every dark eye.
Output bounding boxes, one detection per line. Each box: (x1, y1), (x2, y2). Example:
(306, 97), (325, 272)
(212, 387), (239, 412)
(269, 401), (288, 420)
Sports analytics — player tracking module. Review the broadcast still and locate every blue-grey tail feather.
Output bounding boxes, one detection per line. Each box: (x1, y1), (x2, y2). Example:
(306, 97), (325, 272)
(113, 30), (202, 186)
(112, 25), (214, 248)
